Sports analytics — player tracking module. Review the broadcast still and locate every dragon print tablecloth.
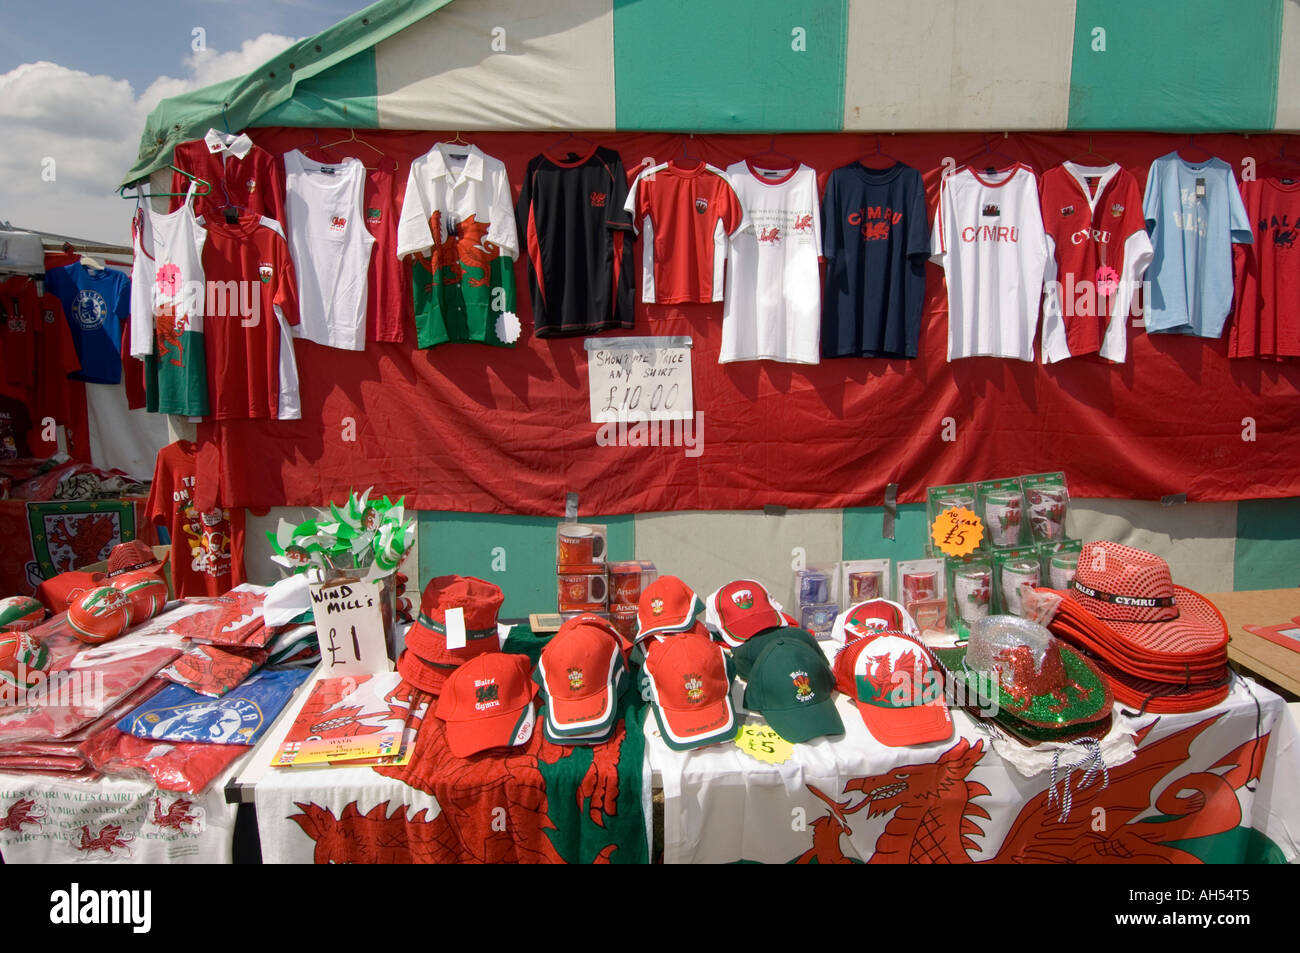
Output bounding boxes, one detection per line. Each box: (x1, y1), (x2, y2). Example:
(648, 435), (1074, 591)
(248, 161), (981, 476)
(650, 675), (1300, 864)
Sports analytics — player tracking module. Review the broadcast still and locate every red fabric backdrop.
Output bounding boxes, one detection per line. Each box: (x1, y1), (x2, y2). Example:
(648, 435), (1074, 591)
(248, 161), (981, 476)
(200, 129), (1300, 515)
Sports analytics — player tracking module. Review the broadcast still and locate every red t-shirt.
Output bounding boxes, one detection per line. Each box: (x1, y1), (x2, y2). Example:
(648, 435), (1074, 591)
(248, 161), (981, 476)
(0, 276), (39, 389)
(198, 215), (302, 420)
(1039, 163), (1149, 360)
(146, 440), (245, 599)
(625, 160), (745, 304)
(363, 166), (411, 343)
(1229, 175), (1300, 359)
(170, 135), (287, 227)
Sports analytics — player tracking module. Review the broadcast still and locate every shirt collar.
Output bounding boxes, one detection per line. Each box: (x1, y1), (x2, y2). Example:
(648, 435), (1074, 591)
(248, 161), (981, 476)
(204, 129), (254, 160)
(428, 142), (485, 182)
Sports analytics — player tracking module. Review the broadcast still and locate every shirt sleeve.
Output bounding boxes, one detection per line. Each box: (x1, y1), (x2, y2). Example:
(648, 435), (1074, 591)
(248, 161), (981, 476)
(623, 171), (644, 236)
(1142, 161), (1161, 236)
(395, 160), (434, 259)
(275, 237), (301, 329)
(929, 178), (948, 267)
(907, 170), (931, 259)
(487, 166), (519, 259)
(1227, 173), (1253, 245)
(146, 446), (171, 528)
(810, 170), (824, 259)
(720, 177), (745, 236)
(514, 158), (535, 246)
(606, 153), (634, 231)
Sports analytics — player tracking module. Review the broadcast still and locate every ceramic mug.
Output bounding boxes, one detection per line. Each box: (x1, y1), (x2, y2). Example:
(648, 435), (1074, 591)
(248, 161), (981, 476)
(557, 524), (606, 566)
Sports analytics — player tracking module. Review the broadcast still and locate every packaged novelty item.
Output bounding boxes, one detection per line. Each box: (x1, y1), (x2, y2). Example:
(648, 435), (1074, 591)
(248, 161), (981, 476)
(946, 554), (993, 637)
(926, 482), (981, 556)
(839, 559), (892, 604)
(895, 558), (948, 634)
(1020, 472), (1070, 542)
(992, 547), (1040, 617)
(1037, 538), (1083, 589)
(977, 477), (1025, 549)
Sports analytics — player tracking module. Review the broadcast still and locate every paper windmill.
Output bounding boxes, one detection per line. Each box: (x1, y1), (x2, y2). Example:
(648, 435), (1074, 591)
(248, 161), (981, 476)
(266, 489), (415, 580)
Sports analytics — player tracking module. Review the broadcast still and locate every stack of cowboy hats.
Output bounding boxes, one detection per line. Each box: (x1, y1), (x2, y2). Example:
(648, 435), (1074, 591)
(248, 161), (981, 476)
(1039, 541), (1230, 713)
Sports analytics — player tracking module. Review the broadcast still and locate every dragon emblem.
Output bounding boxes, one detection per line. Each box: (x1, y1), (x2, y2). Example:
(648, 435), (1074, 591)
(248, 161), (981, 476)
(419, 211), (500, 289)
(291, 681), (625, 863)
(0, 798), (45, 833)
(796, 715), (1269, 864)
(73, 823), (134, 857)
(151, 797), (201, 832)
(154, 301), (187, 367)
(992, 644), (1092, 714)
(46, 514), (118, 573)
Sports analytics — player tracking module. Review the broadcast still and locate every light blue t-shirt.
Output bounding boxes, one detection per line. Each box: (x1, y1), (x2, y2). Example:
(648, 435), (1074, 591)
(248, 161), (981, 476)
(1142, 153), (1252, 338)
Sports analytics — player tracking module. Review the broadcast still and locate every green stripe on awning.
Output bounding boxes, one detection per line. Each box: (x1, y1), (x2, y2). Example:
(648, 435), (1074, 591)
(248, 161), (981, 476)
(613, 0), (848, 131)
(1067, 0), (1282, 131)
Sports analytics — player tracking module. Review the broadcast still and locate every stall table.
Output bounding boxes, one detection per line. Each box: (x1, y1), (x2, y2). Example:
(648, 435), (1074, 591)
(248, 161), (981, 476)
(1208, 589), (1300, 697)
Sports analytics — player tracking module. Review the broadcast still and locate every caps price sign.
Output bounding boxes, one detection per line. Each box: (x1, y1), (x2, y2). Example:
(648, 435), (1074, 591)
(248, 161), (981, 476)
(931, 507), (984, 558)
(733, 723), (793, 764)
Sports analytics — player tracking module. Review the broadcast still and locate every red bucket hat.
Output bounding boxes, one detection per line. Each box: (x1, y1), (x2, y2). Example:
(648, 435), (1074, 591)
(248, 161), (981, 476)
(1061, 542), (1228, 659)
(405, 575), (504, 668)
(435, 652), (538, 759)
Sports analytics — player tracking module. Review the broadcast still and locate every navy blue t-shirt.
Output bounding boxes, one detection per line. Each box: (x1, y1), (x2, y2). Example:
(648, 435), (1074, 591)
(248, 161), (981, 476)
(44, 263), (130, 385)
(820, 162), (930, 358)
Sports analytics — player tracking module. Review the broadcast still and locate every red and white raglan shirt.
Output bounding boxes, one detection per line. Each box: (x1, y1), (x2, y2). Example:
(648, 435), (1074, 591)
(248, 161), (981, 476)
(1229, 175), (1300, 359)
(931, 165), (1050, 361)
(196, 215), (302, 420)
(624, 160), (745, 304)
(170, 130), (286, 227)
(722, 161), (822, 363)
(147, 439), (244, 598)
(1039, 163), (1152, 363)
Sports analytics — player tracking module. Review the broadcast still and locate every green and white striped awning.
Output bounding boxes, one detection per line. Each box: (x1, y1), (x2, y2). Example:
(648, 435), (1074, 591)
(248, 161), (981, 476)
(123, 0), (1298, 185)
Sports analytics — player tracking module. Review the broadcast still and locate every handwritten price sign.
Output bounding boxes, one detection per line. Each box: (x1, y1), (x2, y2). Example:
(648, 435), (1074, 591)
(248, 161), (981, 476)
(585, 336), (694, 423)
(931, 506), (985, 558)
(733, 723), (794, 764)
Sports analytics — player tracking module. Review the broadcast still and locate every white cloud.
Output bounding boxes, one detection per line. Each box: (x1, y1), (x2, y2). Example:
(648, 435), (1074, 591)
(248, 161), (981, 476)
(0, 34), (298, 245)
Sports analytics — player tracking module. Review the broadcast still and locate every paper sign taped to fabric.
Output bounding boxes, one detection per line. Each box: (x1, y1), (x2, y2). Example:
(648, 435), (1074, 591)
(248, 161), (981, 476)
(309, 580), (388, 676)
(585, 336), (694, 423)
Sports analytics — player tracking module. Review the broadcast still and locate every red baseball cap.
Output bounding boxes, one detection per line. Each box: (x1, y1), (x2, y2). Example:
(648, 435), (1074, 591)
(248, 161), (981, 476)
(536, 616), (627, 738)
(705, 579), (793, 647)
(635, 575), (704, 643)
(405, 575), (504, 667)
(831, 599), (920, 645)
(644, 628), (737, 751)
(435, 652), (538, 759)
(833, 633), (951, 747)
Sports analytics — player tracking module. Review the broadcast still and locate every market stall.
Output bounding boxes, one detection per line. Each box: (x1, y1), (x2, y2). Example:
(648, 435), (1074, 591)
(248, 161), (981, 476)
(3, 0), (1299, 867)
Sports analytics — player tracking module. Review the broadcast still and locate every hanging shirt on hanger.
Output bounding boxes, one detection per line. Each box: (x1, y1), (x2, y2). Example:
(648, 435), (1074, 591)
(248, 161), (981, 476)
(1142, 152), (1252, 339)
(170, 129), (287, 226)
(722, 160), (822, 363)
(515, 145), (635, 337)
(397, 142), (519, 348)
(1229, 175), (1300, 359)
(820, 161), (930, 359)
(931, 164), (1050, 362)
(624, 159), (744, 305)
(283, 149), (375, 351)
(195, 214), (302, 420)
(0, 275), (40, 388)
(363, 165), (410, 344)
(44, 262), (131, 384)
(130, 185), (209, 416)
(1039, 162), (1152, 363)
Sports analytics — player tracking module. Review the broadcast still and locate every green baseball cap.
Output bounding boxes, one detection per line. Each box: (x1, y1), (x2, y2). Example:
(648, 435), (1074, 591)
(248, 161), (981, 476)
(742, 636), (844, 744)
(732, 626), (820, 680)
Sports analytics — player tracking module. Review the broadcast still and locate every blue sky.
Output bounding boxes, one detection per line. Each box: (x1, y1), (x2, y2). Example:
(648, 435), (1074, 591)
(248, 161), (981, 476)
(0, 0), (367, 90)
(0, 0), (373, 242)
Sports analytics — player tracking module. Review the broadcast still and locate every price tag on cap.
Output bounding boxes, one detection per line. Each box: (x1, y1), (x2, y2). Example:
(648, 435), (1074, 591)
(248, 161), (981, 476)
(444, 607), (467, 651)
(734, 723), (794, 764)
(931, 506), (985, 558)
